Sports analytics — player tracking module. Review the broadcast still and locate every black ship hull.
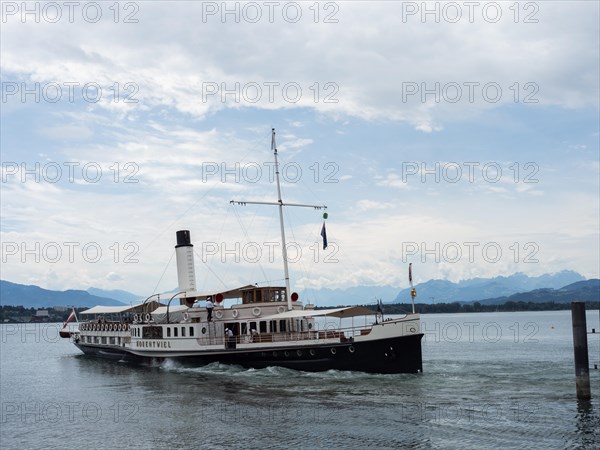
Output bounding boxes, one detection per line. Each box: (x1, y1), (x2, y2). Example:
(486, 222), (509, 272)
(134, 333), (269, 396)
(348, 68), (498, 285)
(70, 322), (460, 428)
(75, 333), (423, 374)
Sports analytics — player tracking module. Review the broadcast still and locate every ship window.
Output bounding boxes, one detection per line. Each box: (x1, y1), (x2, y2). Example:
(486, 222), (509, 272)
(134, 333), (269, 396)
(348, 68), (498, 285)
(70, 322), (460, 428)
(167, 327), (171, 337)
(174, 327), (178, 337)
(256, 290), (262, 302)
(270, 320), (277, 333)
(189, 326), (194, 337)
(250, 321), (257, 333)
(182, 327), (186, 337)
(143, 326), (163, 339)
(279, 320), (287, 332)
(259, 321), (267, 333)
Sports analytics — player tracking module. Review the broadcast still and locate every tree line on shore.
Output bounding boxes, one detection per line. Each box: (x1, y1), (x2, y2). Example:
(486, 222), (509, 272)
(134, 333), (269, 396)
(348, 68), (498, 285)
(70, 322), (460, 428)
(366, 301), (600, 314)
(1, 301), (599, 324)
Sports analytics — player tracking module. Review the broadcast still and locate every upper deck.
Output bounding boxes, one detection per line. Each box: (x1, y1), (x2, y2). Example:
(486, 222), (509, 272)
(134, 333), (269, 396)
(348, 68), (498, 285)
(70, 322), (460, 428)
(240, 286), (287, 304)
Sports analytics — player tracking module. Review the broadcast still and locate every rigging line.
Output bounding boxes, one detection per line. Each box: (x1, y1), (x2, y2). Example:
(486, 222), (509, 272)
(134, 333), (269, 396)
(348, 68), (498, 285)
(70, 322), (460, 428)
(194, 249), (229, 290)
(247, 204), (278, 286)
(230, 203), (271, 286)
(135, 132), (267, 259)
(296, 168), (327, 207)
(201, 206), (233, 292)
(151, 249), (176, 296)
(282, 205), (317, 292)
(136, 191), (218, 259)
(254, 277), (286, 286)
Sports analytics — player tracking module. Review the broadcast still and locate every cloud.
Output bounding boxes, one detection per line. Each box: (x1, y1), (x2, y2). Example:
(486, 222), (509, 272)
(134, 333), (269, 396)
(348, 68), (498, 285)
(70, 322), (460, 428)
(2, 2), (597, 131)
(356, 200), (393, 211)
(1, 2), (598, 293)
(376, 173), (410, 189)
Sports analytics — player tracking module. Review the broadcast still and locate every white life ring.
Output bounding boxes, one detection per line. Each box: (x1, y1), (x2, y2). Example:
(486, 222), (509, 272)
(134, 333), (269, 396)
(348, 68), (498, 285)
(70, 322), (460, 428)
(214, 310), (223, 319)
(133, 313), (139, 322)
(231, 309), (239, 319)
(145, 313), (151, 322)
(252, 307), (261, 317)
(183, 312), (189, 321)
(277, 306), (286, 314)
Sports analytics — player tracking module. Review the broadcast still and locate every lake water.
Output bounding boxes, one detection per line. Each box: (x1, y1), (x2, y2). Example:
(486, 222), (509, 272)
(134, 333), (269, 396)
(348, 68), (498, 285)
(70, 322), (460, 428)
(1, 310), (599, 449)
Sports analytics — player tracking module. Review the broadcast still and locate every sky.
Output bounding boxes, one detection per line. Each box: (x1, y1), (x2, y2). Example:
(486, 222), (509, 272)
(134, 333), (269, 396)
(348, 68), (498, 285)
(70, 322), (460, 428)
(1, 1), (599, 299)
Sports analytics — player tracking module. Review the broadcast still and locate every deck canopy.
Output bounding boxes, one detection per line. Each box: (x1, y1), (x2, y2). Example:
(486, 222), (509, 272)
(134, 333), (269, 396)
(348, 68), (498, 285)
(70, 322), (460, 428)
(151, 305), (189, 323)
(81, 305), (140, 315)
(166, 285), (257, 301)
(80, 300), (164, 315)
(151, 305), (189, 315)
(262, 306), (375, 320)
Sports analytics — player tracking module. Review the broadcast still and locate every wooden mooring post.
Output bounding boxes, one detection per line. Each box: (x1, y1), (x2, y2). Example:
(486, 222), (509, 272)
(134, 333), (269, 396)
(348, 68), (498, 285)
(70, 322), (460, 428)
(571, 302), (591, 400)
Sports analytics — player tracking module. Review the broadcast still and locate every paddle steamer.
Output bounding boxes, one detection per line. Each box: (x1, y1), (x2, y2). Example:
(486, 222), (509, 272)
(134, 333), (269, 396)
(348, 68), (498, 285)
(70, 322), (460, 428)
(63, 130), (423, 373)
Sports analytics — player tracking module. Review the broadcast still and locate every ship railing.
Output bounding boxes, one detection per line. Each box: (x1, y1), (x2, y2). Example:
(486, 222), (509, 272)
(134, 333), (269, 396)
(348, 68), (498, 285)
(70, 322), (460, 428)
(79, 320), (132, 333)
(196, 318), (414, 346)
(242, 324), (375, 344)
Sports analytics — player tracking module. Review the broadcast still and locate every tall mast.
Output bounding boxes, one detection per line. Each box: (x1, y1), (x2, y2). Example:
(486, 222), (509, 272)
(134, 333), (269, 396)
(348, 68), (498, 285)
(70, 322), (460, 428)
(231, 128), (327, 311)
(272, 129), (292, 310)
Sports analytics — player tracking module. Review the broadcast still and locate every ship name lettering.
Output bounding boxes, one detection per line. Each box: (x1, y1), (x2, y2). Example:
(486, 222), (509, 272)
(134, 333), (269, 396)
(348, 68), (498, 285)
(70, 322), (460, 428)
(136, 340), (171, 348)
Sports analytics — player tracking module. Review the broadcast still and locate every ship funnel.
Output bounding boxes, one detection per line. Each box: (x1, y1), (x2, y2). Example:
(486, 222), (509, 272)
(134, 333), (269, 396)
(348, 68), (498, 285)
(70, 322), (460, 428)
(175, 230), (197, 292)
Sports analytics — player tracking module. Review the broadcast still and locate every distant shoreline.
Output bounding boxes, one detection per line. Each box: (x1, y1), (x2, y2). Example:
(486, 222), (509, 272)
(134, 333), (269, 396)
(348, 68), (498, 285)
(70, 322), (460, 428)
(1, 301), (599, 324)
(317, 301), (600, 315)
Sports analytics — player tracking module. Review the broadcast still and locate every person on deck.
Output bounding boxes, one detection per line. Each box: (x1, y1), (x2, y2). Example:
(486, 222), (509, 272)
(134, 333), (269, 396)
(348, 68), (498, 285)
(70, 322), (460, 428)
(225, 328), (234, 349)
(206, 297), (214, 321)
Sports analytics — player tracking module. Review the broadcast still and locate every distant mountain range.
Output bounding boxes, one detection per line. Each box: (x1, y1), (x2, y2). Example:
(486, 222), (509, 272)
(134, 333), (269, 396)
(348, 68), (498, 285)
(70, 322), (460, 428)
(0, 281), (127, 308)
(0, 270), (596, 308)
(86, 287), (142, 303)
(392, 270), (586, 304)
(475, 279), (600, 305)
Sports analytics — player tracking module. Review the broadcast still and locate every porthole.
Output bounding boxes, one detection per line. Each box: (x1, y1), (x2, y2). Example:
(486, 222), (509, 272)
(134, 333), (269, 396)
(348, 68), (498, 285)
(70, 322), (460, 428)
(308, 323), (313, 329)
(296, 350), (303, 357)
(330, 348), (337, 355)
(201, 327), (207, 334)
(284, 351), (290, 357)
(348, 346), (355, 353)
(309, 349), (316, 356)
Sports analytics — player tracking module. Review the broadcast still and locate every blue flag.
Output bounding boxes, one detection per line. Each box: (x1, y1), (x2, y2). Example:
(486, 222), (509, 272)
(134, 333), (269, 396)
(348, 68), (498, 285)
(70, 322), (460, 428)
(321, 222), (328, 249)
